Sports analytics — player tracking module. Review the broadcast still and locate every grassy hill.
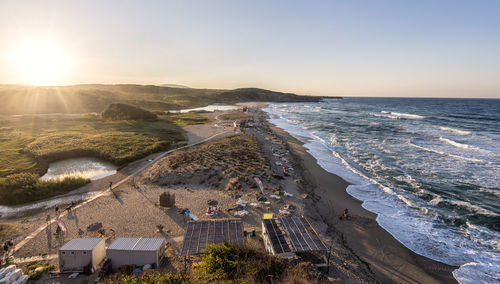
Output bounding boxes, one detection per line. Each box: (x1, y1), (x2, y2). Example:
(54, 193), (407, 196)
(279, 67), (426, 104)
(0, 84), (327, 114)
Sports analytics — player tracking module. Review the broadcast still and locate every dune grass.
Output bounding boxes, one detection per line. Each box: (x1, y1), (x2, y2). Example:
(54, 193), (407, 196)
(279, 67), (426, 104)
(161, 112), (212, 127)
(0, 223), (18, 241)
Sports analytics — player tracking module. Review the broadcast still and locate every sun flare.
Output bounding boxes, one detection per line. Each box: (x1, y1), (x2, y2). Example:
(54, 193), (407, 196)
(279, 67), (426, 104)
(8, 38), (71, 85)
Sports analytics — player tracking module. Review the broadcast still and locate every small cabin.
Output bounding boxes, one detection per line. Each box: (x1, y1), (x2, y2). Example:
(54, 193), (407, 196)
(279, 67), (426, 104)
(59, 238), (106, 272)
(106, 238), (166, 270)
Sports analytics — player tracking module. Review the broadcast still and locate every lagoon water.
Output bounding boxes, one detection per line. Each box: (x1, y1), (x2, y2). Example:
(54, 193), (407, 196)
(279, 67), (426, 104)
(264, 98), (499, 284)
(171, 104), (239, 113)
(40, 157), (118, 181)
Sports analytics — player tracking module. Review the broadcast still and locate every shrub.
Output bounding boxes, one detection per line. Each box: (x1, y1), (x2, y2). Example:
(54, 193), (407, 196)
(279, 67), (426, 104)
(0, 173), (89, 205)
(102, 104), (157, 120)
(100, 272), (186, 284)
(25, 261), (55, 280)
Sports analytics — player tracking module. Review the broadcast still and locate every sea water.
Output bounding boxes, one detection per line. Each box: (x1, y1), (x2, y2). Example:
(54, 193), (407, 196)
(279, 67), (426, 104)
(264, 98), (499, 283)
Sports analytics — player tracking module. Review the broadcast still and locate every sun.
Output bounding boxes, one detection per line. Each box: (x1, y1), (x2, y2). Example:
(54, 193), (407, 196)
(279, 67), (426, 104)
(8, 38), (71, 85)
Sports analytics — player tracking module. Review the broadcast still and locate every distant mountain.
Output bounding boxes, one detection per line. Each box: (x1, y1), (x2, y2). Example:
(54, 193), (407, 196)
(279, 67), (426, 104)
(0, 84), (336, 114)
(159, 83), (191, 88)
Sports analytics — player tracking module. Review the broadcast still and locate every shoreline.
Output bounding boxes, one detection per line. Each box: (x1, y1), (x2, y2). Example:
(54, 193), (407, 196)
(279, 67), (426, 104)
(261, 111), (459, 283)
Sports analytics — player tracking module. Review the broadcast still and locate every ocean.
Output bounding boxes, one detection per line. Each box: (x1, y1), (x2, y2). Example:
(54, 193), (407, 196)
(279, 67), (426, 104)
(264, 98), (499, 284)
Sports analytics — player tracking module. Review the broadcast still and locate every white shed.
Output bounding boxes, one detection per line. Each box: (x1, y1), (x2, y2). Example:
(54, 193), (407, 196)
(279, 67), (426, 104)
(106, 238), (165, 270)
(59, 238), (106, 272)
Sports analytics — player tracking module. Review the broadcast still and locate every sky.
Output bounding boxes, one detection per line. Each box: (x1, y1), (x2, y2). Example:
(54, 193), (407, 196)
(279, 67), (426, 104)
(0, 0), (499, 98)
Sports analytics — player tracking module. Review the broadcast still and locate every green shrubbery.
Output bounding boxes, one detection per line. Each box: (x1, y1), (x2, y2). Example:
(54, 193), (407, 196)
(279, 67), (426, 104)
(101, 272), (186, 284)
(102, 104), (158, 120)
(0, 173), (89, 205)
(25, 261), (55, 280)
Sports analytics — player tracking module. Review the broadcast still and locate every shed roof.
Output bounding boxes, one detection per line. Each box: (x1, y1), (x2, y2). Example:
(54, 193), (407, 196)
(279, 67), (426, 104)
(263, 217), (327, 254)
(180, 219), (244, 256)
(107, 237), (165, 251)
(60, 238), (104, 251)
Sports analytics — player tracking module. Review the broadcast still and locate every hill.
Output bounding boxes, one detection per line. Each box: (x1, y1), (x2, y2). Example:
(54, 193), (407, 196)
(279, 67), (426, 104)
(0, 84), (330, 114)
(102, 103), (157, 120)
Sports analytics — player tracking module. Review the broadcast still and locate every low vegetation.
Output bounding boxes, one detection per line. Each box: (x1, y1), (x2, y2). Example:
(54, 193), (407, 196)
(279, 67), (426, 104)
(102, 103), (157, 120)
(0, 173), (89, 205)
(218, 111), (249, 121)
(100, 243), (319, 283)
(0, 223), (18, 241)
(161, 112), (212, 127)
(145, 134), (271, 190)
(25, 261), (55, 280)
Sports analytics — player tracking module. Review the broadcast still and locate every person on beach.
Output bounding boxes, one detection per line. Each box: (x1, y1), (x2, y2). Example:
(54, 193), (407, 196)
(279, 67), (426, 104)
(55, 205), (59, 217)
(339, 208), (349, 220)
(109, 181), (113, 190)
(46, 214), (51, 225)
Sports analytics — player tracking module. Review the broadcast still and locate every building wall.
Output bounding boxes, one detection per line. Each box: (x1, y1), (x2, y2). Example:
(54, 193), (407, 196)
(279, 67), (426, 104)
(59, 250), (92, 271)
(107, 250), (159, 270)
(91, 240), (106, 270)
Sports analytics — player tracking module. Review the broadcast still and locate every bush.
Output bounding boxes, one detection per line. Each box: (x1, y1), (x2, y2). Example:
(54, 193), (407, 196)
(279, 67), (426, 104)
(25, 261), (55, 280)
(0, 173), (89, 205)
(102, 104), (157, 120)
(193, 243), (287, 283)
(100, 272), (186, 284)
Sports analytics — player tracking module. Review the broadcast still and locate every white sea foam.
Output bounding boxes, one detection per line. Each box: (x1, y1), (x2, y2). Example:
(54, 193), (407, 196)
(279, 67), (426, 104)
(381, 111), (425, 119)
(439, 137), (489, 153)
(410, 143), (484, 163)
(439, 126), (471, 135)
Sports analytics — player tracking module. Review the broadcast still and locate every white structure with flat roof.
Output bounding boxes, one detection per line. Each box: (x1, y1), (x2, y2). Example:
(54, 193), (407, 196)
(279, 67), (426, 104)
(106, 237), (165, 269)
(59, 238), (106, 271)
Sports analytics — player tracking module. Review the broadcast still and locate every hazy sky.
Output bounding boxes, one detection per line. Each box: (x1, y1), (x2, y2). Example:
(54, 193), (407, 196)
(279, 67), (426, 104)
(1, 0), (499, 97)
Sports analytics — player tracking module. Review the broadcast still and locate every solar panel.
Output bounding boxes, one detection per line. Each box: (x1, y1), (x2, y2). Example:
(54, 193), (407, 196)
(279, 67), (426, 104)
(263, 219), (292, 254)
(279, 217), (327, 252)
(180, 219), (244, 256)
(264, 217), (327, 255)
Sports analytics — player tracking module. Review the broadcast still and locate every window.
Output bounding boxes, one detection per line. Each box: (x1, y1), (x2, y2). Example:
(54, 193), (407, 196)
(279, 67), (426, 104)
(71, 252), (74, 254)
(83, 251), (86, 254)
(62, 252), (65, 254)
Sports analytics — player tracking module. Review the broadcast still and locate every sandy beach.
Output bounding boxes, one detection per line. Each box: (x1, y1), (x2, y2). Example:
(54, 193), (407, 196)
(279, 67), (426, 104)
(1, 106), (458, 283)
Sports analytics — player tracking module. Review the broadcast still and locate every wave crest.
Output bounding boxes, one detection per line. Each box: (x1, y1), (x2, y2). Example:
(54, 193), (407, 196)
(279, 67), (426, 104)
(439, 137), (488, 153)
(439, 126), (471, 135)
(381, 111), (425, 119)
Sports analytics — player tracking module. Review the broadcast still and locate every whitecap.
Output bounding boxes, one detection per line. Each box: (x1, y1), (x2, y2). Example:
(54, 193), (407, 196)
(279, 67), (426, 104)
(409, 143), (484, 163)
(381, 110), (425, 119)
(439, 126), (471, 135)
(439, 137), (489, 153)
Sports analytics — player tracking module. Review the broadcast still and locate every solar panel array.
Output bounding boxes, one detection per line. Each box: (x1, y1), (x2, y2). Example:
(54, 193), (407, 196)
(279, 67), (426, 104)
(264, 217), (327, 254)
(180, 219), (244, 256)
(263, 219), (292, 254)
